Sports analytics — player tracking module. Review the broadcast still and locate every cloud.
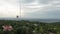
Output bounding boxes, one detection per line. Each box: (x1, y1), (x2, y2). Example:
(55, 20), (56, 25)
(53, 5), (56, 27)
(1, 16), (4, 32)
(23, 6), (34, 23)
(0, 0), (60, 19)
(21, 0), (60, 19)
(0, 0), (19, 18)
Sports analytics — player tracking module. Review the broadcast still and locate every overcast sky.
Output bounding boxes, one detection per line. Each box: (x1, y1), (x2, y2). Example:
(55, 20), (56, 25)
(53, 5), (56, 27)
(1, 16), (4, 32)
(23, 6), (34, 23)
(0, 0), (60, 19)
(0, 0), (19, 18)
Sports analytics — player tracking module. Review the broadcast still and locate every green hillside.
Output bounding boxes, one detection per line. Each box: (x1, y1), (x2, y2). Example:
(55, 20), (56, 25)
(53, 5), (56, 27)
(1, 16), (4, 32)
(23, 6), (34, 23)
(0, 20), (60, 34)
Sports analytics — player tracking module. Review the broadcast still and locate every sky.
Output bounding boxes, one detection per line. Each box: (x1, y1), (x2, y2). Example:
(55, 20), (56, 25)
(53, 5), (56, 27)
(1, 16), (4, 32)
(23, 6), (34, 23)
(0, 0), (60, 19)
(0, 0), (19, 18)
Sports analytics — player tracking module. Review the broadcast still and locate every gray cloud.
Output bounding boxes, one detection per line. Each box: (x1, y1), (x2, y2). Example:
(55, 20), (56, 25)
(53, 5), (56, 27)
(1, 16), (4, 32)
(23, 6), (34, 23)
(5, 0), (60, 18)
(21, 0), (34, 4)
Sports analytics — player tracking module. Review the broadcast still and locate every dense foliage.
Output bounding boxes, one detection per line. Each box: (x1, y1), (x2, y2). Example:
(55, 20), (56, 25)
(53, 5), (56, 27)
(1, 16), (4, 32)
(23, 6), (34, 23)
(0, 20), (60, 34)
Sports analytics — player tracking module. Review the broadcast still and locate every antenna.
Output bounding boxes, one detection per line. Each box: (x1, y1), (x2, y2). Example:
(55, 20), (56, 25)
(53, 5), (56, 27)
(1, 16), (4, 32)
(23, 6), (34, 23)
(16, 0), (21, 20)
(20, 0), (21, 20)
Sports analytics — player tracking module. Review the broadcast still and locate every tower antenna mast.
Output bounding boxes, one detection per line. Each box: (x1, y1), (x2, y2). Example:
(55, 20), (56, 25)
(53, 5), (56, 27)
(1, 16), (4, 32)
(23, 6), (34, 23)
(20, 0), (21, 20)
(16, 0), (21, 20)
